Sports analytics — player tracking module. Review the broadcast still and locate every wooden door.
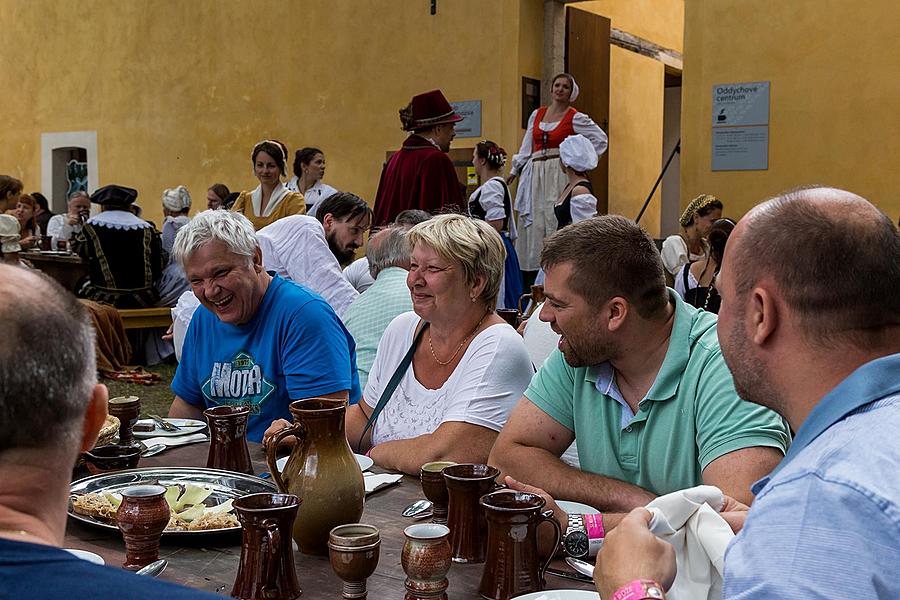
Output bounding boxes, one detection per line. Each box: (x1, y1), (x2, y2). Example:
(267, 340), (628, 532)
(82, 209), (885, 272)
(566, 7), (611, 215)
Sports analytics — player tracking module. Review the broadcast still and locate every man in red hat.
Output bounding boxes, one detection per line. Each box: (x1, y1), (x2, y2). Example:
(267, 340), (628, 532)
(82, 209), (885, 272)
(373, 89), (465, 226)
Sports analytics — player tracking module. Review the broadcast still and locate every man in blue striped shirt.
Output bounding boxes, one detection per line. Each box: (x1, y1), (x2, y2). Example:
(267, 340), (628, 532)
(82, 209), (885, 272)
(593, 186), (900, 600)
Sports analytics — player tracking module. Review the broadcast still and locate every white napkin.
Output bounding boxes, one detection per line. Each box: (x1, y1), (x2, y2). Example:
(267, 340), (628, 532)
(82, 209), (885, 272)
(646, 485), (733, 600)
(141, 432), (209, 449)
(364, 473), (402, 495)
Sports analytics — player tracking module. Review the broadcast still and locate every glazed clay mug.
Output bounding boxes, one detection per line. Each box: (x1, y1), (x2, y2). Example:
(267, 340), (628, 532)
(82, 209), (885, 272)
(205, 405), (253, 475)
(478, 490), (562, 600)
(231, 493), (302, 600)
(443, 463), (500, 563)
(266, 398), (365, 555)
(420, 461), (456, 525)
(116, 484), (170, 570)
(402, 523), (452, 600)
(517, 285), (545, 319)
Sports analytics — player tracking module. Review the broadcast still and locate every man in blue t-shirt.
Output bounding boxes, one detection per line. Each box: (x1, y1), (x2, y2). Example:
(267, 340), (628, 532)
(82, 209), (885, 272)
(169, 210), (360, 442)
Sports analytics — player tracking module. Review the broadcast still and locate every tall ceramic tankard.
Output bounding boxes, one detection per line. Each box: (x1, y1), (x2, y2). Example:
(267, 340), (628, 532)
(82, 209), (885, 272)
(231, 493), (302, 600)
(205, 405), (253, 475)
(266, 398), (365, 555)
(443, 463), (499, 563)
(478, 490), (562, 600)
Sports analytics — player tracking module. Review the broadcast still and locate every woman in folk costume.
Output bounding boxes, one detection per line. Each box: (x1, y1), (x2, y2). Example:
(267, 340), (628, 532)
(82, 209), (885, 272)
(508, 73), (608, 276)
(468, 140), (523, 310)
(285, 147), (339, 218)
(75, 185), (166, 308)
(231, 139), (306, 230)
(555, 134), (600, 230)
(660, 193), (724, 286)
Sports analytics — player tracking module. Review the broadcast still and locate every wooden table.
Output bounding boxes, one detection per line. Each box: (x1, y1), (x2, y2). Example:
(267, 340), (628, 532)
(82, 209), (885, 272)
(22, 250), (88, 291)
(65, 443), (595, 597)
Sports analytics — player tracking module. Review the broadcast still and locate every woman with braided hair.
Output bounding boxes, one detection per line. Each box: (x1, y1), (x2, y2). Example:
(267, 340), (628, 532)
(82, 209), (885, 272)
(469, 140), (523, 310)
(231, 139), (306, 230)
(660, 193), (723, 286)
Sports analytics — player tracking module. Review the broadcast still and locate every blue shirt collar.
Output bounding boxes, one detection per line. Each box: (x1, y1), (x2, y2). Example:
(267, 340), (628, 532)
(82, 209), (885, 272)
(752, 352), (900, 494)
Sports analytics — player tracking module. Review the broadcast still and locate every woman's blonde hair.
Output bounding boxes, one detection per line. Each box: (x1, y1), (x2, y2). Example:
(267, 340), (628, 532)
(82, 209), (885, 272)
(406, 214), (506, 308)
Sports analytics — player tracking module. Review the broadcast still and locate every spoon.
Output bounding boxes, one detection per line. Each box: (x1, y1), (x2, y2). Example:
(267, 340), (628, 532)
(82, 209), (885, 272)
(136, 558), (167, 577)
(140, 444), (166, 458)
(401, 499), (433, 518)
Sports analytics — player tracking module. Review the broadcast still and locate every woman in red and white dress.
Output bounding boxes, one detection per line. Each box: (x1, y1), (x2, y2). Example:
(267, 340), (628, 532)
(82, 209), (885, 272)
(508, 73), (608, 277)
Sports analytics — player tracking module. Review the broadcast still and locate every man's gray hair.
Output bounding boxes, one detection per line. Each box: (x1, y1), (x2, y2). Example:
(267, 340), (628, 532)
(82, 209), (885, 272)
(0, 266), (96, 452)
(368, 226), (411, 279)
(68, 190), (89, 203)
(172, 209), (258, 268)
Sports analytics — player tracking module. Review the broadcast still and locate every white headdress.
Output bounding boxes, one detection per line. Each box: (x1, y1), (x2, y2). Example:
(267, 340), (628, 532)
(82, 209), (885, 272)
(559, 134), (598, 172)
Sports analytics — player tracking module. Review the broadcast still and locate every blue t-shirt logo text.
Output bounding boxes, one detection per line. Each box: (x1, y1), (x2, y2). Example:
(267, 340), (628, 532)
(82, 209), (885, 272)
(201, 352), (276, 414)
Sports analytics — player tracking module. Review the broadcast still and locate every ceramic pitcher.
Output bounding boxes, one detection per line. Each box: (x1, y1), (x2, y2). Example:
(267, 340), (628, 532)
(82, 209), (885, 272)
(477, 490), (561, 600)
(266, 398), (365, 555)
(231, 493), (302, 600)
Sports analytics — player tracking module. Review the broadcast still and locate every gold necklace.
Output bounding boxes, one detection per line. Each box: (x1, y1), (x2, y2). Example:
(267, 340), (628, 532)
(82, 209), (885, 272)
(429, 311), (489, 366)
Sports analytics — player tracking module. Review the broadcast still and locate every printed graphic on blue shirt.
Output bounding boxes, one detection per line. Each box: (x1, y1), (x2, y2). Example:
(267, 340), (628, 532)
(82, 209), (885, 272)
(201, 351), (276, 414)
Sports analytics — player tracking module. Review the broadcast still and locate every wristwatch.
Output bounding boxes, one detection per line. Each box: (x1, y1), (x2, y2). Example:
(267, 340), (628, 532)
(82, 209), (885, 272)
(563, 513), (590, 558)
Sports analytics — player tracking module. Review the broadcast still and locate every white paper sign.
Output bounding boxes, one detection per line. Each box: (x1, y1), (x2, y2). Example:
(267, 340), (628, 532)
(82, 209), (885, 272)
(711, 81), (770, 171)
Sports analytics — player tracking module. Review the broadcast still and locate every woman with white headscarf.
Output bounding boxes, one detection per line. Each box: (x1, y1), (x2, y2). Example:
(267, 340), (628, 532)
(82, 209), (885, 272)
(156, 185), (192, 307)
(508, 73), (608, 276)
(555, 134), (600, 229)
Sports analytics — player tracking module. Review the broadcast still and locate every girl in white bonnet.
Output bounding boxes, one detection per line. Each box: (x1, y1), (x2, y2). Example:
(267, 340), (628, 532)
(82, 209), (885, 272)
(157, 185), (192, 307)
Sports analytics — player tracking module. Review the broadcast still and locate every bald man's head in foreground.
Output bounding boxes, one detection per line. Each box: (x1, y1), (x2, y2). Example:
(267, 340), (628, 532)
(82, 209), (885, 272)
(716, 186), (900, 416)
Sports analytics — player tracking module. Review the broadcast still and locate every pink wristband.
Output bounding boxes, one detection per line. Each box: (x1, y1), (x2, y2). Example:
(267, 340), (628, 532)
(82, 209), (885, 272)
(610, 579), (666, 600)
(585, 512), (605, 539)
(365, 446), (374, 458)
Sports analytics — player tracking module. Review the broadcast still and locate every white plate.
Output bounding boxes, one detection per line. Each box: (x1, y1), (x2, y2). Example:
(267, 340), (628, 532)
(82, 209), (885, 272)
(133, 418), (207, 439)
(276, 453), (373, 473)
(558, 500), (601, 515)
(64, 549), (105, 565)
(513, 591), (599, 600)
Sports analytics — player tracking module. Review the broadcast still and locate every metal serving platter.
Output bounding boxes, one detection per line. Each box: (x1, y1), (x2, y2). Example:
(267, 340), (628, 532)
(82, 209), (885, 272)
(68, 467), (276, 536)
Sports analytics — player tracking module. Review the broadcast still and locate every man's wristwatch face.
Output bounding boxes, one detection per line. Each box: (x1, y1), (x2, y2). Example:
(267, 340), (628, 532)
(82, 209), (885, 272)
(563, 530), (589, 558)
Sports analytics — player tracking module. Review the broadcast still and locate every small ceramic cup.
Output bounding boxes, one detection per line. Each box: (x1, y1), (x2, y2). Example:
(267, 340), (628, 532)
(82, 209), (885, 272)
(328, 523), (381, 600)
(402, 523), (452, 600)
(420, 461), (457, 525)
(107, 396), (141, 446)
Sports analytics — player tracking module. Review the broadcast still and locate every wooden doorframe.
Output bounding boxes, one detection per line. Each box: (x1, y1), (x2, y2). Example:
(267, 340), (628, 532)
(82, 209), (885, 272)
(565, 7), (611, 215)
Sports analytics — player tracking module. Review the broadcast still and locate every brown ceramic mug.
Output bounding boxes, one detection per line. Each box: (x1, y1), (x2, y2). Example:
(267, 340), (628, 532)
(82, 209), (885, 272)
(517, 285), (545, 319)
(116, 484), (170, 570)
(420, 461), (457, 525)
(478, 490), (562, 600)
(205, 405), (253, 475)
(108, 396), (141, 446)
(402, 523), (452, 600)
(443, 463), (500, 563)
(328, 523), (381, 600)
(232, 493), (302, 600)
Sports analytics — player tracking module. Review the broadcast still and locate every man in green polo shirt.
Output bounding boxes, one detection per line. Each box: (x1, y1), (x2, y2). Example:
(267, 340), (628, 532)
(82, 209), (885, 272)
(489, 216), (789, 513)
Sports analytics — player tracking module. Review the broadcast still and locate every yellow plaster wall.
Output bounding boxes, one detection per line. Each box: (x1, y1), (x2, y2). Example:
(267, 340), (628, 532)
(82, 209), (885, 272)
(681, 0), (900, 221)
(0, 0), (537, 227)
(608, 48), (664, 235)
(576, 0), (684, 52)
(573, 1), (683, 236)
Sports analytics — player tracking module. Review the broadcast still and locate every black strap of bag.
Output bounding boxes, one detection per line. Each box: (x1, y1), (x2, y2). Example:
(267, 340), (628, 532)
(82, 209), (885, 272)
(356, 321), (428, 453)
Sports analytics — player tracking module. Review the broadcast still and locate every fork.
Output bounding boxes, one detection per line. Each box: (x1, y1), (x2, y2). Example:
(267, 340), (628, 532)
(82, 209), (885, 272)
(149, 414), (180, 432)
